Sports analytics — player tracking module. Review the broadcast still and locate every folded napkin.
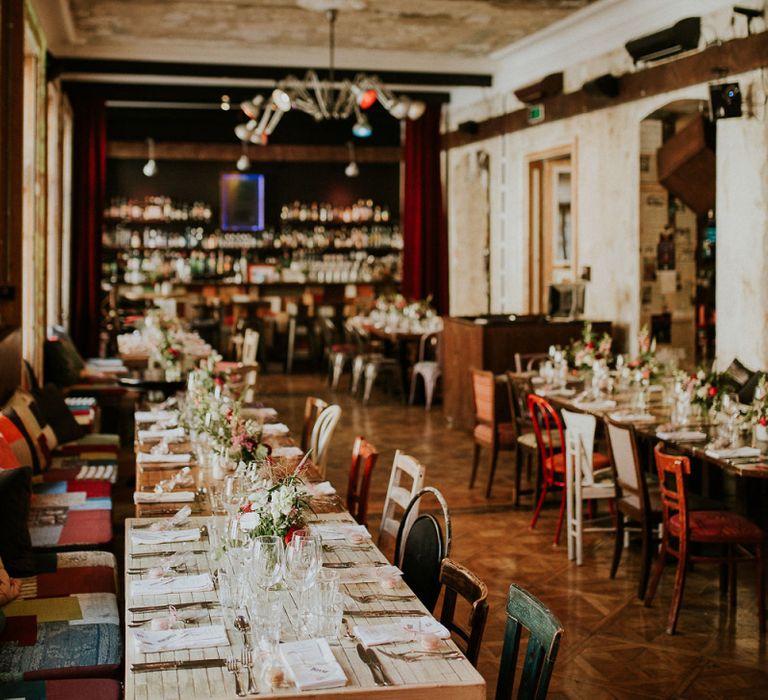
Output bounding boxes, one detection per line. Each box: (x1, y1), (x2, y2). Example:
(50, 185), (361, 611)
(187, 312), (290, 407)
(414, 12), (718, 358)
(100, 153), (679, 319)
(656, 430), (707, 441)
(133, 624), (228, 654)
(310, 523), (371, 542)
(135, 410), (179, 423)
(609, 412), (656, 423)
(705, 446), (762, 460)
(574, 399), (617, 410)
(279, 638), (347, 691)
(132, 573), (214, 597)
(353, 617), (450, 646)
(75, 464), (117, 483)
(537, 387), (576, 398)
(242, 407), (278, 421)
(138, 427), (186, 442)
(137, 452), (192, 465)
(134, 491), (196, 504)
(261, 422), (290, 436)
(337, 565), (401, 585)
(270, 446), (303, 458)
(304, 481), (337, 498)
(131, 527), (201, 546)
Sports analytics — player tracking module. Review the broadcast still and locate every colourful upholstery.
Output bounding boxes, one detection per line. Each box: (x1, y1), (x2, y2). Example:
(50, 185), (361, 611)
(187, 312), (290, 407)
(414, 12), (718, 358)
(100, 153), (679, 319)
(18, 552), (117, 600)
(0, 678), (120, 700)
(0, 415), (39, 472)
(669, 510), (764, 544)
(0, 432), (22, 470)
(545, 450), (611, 473)
(28, 493), (112, 551)
(3, 391), (56, 470)
(473, 422), (516, 446)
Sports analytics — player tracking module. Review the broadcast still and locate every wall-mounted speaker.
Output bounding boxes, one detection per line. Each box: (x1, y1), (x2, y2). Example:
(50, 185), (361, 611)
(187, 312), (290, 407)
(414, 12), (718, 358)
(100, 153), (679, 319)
(582, 74), (620, 98)
(514, 72), (563, 104)
(625, 17), (700, 63)
(709, 83), (742, 119)
(458, 120), (479, 135)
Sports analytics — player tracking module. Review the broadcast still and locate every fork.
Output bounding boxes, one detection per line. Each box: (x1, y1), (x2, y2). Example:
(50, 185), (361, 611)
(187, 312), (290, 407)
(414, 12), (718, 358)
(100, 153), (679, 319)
(241, 646), (259, 695)
(226, 657), (245, 697)
(347, 593), (415, 604)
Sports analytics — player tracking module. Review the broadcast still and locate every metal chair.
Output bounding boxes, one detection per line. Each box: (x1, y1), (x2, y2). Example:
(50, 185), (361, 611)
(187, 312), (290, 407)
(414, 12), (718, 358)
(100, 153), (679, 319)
(346, 436), (379, 527)
(408, 331), (442, 410)
(378, 450), (426, 549)
(438, 558), (489, 668)
(309, 404), (342, 480)
(319, 317), (355, 390)
(394, 486), (451, 613)
(495, 583), (564, 700)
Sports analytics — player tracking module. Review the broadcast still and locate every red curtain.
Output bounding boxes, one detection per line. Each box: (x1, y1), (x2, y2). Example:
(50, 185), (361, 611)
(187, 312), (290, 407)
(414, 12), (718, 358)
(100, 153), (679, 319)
(69, 92), (106, 358)
(402, 103), (448, 314)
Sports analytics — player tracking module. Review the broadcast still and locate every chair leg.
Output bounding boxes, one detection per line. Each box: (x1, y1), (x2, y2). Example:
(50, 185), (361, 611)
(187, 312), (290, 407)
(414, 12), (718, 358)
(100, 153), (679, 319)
(666, 543), (688, 635)
(351, 357), (364, 395)
(638, 520), (653, 600)
(644, 542), (667, 608)
(408, 371), (418, 406)
(362, 365), (376, 404)
(485, 445), (499, 499)
(757, 542), (765, 634)
(330, 355), (345, 390)
(728, 545), (737, 608)
(530, 483), (548, 530)
(424, 377), (437, 411)
(610, 513), (624, 581)
(470, 443), (481, 488)
(554, 487), (567, 546)
(514, 446), (523, 508)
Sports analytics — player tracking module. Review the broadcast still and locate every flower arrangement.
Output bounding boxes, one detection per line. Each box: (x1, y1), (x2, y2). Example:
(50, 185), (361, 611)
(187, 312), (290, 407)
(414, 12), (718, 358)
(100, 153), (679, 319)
(675, 368), (728, 411)
(158, 331), (183, 367)
(567, 322), (613, 370)
(627, 326), (663, 382)
(743, 376), (768, 427)
(231, 415), (268, 463)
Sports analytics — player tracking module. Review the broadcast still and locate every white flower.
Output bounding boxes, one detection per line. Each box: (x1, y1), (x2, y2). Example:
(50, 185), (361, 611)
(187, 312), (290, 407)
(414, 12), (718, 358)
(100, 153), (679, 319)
(240, 511), (260, 532)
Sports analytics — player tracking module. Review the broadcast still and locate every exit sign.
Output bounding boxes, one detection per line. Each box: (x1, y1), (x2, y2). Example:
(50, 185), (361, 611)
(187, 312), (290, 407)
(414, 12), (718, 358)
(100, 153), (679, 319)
(528, 104), (545, 124)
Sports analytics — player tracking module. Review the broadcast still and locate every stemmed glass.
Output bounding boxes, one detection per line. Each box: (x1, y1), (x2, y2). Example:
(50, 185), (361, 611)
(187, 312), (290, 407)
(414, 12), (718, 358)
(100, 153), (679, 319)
(284, 531), (322, 636)
(250, 535), (285, 597)
(222, 475), (246, 518)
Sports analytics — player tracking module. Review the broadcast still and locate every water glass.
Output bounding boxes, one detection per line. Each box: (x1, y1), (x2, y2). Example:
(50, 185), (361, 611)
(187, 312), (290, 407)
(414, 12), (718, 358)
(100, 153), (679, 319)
(247, 592), (283, 656)
(218, 568), (242, 613)
(285, 533), (322, 593)
(250, 535), (285, 593)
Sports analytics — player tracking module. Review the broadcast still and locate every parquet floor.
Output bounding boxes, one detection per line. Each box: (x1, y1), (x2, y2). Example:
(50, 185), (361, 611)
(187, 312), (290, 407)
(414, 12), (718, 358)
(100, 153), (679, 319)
(114, 371), (768, 698)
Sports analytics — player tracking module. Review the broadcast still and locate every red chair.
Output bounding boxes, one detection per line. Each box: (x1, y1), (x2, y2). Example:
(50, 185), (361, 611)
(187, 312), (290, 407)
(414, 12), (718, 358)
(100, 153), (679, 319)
(528, 394), (610, 544)
(346, 436), (379, 527)
(644, 444), (765, 635)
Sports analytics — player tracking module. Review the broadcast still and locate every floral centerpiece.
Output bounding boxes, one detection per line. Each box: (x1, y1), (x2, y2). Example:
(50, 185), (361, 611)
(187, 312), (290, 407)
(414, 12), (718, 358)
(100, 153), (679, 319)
(627, 326), (663, 383)
(675, 367), (728, 412)
(231, 414), (269, 463)
(158, 331), (183, 368)
(566, 322), (613, 370)
(743, 376), (768, 440)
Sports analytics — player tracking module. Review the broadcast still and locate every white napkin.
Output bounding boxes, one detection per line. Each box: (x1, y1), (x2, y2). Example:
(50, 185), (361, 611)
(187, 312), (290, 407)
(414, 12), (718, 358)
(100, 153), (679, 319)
(133, 491), (196, 504)
(133, 624), (228, 654)
(135, 410), (179, 423)
(138, 427), (186, 442)
(705, 446), (762, 459)
(304, 481), (337, 497)
(241, 407), (278, 421)
(279, 638), (347, 691)
(537, 387), (576, 398)
(131, 527), (201, 546)
(310, 523), (371, 541)
(75, 464), (117, 483)
(271, 446), (303, 458)
(353, 617), (450, 646)
(131, 573), (214, 597)
(656, 430), (707, 441)
(261, 423), (290, 436)
(574, 399), (617, 410)
(137, 453), (192, 464)
(609, 412), (656, 423)
(337, 565), (401, 585)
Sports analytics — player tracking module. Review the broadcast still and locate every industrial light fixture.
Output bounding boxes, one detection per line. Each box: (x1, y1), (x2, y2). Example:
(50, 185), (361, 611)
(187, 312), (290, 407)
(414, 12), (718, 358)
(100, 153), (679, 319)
(220, 94), (231, 111)
(344, 141), (359, 177)
(234, 2), (426, 143)
(236, 141), (251, 171)
(142, 138), (158, 177)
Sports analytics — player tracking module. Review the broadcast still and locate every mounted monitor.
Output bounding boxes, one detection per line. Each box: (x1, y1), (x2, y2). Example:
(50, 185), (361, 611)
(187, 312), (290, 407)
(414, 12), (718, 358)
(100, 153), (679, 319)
(220, 173), (265, 231)
(548, 283), (585, 319)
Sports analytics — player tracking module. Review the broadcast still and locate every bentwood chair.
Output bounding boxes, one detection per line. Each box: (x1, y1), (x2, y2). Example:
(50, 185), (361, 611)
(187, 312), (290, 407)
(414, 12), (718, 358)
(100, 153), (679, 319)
(513, 352), (550, 374)
(644, 444), (765, 635)
(408, 331), (442, 411)
(469, 370), (516, 498)
(309, 404), (342, 479)
(495, 584), (564, 700)
(378, 450), (426, 549)
(394, 486), (451, 613)
(438, 558), (489, 668)
(346, 436), (379, 527)
(301, 396), (328, 452)
(506, 373), (543, 507)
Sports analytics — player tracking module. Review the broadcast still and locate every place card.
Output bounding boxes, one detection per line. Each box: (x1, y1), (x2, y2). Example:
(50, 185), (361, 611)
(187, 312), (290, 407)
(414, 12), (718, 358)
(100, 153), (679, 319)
(131, 573), (214, 596)
(279, 638), (347, 691)
(135, 410), (179, 423)
(138, 427), (186, 442)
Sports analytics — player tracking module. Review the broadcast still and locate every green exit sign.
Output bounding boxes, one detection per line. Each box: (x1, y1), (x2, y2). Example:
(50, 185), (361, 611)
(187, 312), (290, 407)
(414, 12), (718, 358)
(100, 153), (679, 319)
(528, 104), (545, 124)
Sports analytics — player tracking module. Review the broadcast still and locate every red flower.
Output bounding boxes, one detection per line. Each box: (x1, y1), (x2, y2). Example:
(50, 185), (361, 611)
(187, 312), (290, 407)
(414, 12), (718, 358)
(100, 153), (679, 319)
(214, 376), (225, 387)
(708, 386), (718, 397)
(759, 417), (767, 427)
(585, 341), (595, 350)
(284, 525), (300, 544)
(241, 502), (253, 513)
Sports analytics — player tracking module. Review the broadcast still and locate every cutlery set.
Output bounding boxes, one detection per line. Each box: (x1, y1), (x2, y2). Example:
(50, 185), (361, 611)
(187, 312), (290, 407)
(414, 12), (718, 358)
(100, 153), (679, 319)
(356, 643), (394, 686)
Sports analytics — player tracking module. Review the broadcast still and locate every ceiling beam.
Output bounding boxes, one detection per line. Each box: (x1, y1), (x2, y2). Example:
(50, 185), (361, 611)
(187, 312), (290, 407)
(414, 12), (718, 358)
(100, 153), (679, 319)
(442, 29), (768, 149)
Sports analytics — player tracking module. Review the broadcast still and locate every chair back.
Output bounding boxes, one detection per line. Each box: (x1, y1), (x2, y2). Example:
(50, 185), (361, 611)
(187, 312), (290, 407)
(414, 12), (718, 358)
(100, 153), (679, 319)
(495, 584), (564, 700)
(438, 558), (489, 667)
(507, 373), (534, 434)
(378, 450), (426, 547)
(319, 317), (339, 350)
(653, 443), (690, 536)
(301, 396), (328, 451)
(394, 487), (451, 613)
(346, 436), (379, 526)
(471, 369), (497, 427)
(242, 329), (260, 366)
(417, 332), (442, 364)
(561, 409), (597, 485)
(310, 404), (342, 479)
(604, 417), (648, 512)
(528, 394), (566, 486)
(514, 352), (550, 374)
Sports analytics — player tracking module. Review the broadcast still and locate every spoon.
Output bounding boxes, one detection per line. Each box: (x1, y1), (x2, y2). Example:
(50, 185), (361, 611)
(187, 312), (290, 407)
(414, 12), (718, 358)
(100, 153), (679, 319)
(234, 614), (250, 647)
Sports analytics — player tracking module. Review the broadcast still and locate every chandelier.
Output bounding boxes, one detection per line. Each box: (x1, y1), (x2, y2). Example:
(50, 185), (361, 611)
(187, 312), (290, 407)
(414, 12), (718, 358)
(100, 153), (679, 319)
(234, 3), (426, 145)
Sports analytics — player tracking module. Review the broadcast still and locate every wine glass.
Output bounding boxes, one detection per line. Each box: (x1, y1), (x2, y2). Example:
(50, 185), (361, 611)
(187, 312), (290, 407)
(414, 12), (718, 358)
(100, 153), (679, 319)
(222, 475), (245, 518)
(250, 535), (285, 596)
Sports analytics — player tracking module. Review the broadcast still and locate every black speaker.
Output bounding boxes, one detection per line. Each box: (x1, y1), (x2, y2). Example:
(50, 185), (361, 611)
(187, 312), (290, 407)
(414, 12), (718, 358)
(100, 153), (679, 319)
(709, 82), (742, 119)
(458, 120), (479, 135)
(625, 17), (700, 63)
(583, 74), (620, 98)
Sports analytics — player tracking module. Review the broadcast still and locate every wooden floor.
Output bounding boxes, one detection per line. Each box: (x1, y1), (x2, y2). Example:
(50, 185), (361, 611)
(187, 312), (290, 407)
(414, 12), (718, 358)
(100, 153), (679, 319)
(115, 371), (768, 698)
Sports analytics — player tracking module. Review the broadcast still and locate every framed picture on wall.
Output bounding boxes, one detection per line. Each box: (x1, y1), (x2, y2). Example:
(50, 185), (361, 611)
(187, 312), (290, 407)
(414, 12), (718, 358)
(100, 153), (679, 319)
(220, 173), (265, 231)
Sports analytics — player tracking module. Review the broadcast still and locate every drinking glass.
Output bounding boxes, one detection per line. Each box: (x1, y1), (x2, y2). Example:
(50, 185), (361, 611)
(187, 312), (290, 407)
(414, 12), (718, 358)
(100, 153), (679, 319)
(250, 535), (285, 594)
(285, 532), (322, 593)
(303, 569), (341, 637)
(247, 591), (283, 658)
(222, 475), (245, 517)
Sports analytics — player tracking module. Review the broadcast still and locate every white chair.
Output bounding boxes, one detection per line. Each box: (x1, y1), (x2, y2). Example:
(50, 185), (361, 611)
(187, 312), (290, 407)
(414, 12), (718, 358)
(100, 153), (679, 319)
(242, 329), (259, 365)
(562, 409), (616, 566)
(378, 450), (426, 549)
(408, 332), (442, 410)
(309, 404), (342, 479)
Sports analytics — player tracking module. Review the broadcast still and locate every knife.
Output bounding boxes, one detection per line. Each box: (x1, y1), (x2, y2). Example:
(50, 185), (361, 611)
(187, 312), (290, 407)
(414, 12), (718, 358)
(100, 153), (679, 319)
(132, 658), (225, 673)
(129, 601), (217, 613)
(356, 643), (393, 686)
(324, 561), (388, 568)
(344, 609), (424, 617)
(130, 549), (207, 558)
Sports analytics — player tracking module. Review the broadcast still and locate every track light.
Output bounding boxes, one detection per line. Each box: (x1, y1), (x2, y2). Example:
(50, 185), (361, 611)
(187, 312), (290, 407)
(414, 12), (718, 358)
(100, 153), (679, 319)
(407, 100), (426, 120)
(142, 138), (157, 177)
(220, 94), (231, 111)
(236, 141), (251, 171)
(345, 141), (359, 178)
(352, 110), (372, 138)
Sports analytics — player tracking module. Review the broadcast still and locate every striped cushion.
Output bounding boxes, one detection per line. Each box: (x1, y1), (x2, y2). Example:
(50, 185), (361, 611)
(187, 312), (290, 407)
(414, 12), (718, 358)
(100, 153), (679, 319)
(4, 391), (56, 469)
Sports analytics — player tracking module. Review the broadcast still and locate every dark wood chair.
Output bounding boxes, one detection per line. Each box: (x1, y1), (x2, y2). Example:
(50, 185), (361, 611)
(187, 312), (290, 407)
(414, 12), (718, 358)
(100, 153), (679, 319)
(513, 352), (549, 373)
(604, 416), (662, 599)
(300, 395), (328, 452)
(469, 369), (516, 498)
(394, 487), (451, 613)
(438, 558), (489, 668)
(346, 436), (379, 527)
(644, 443), (765, 635)
(506, 373), (541, 507)
(495, 583), (564, 700)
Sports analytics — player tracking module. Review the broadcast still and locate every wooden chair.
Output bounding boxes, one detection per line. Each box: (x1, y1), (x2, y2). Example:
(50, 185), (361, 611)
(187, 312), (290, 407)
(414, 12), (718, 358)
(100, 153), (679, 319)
(394, 487), (451, 613)
(346, 436), (379, 527)
(408, 332), (442, 411)
(513, 352), (550, 374)
(309, 404), (342, 479)
(495, 584), (564, 700)
(506, 373), (541, 507)
(469, 370), (516, 498)
(438, 558), (489, 668)
(320, 317), (355, 390)
(562, 409), (615, 565)
(604, 416), (661, 599)
(644, 444), (765, 635)
(378, 450), (426, 548)
(301, 396), (328, 452)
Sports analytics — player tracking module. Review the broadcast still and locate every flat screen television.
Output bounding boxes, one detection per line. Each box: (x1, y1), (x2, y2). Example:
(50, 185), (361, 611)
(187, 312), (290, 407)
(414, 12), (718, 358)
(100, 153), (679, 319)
(548, 282), (585, 318)
(220, 173), (265, 231)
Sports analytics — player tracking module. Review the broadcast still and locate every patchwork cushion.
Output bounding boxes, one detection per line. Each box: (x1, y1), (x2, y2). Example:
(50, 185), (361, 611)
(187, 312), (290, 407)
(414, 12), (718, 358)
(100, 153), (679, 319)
(28, 493), (112, 551)
(3, 391), (55, 470)
(0, 432), (22, 469)
(32, 385), (86, 446)
(43, 335), (86, 389)
(18, 552), (117, 600)
(40, 458), (118, 485)
(0, 467), (35, 577)
(0, 413), (38, 472)
(0, 678), (121, 700)
(54, 434), (119, 459)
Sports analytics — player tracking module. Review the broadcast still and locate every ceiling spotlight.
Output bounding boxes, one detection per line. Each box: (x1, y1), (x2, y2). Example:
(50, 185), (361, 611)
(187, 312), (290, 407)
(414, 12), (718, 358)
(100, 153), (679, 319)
(345, 141), (359, 178)
(389, 97), (410, 120)
(240, 96), (264, 120)
(407, 100), (426, 120)
(236, 152), (251, 171)
(357, 87), (378, 110)
(220, 94), (231, 111)
(142, 138), (157, 177)
(352, 111), (372, 138)
(272, 88), (293, 112)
